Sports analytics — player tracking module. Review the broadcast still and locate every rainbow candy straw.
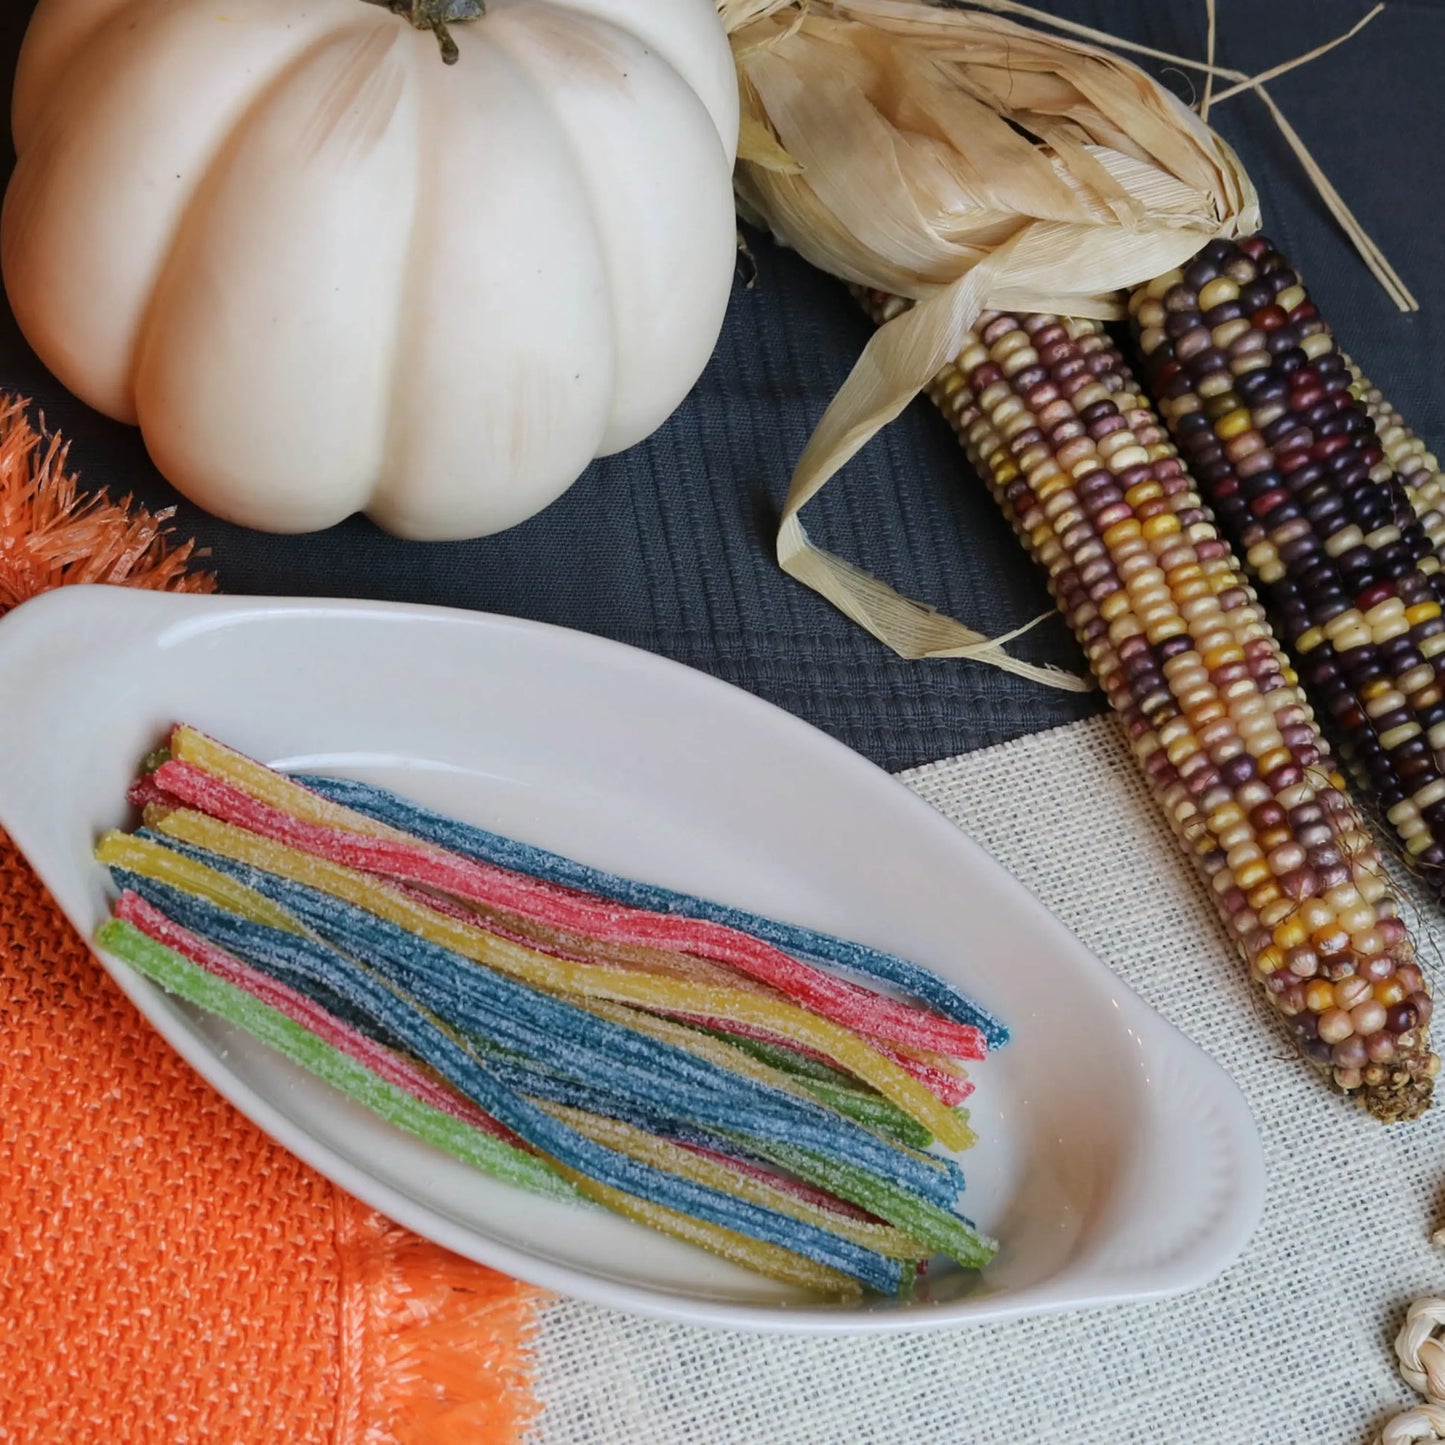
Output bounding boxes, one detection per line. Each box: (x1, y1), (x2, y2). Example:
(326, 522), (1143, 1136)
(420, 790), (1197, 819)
(112, 895), (927, 1269)
(126, 790), (975, 1106)
(470, 1057), (993, 1268)
(102, 727), (1008, 1295)
(685, 1025), (970, 1140)
(102, 878), (912, 1295)
(548, 1170), (867, 1300)
(115, 891), (516, 1142)
(537, 1103), (926, 1264)
(150, 753), (987, 1058)
(105, 842), (964, 1209)
(160, 725), (1006, 1046)
(679, 1014), (975, 1107)
(572, 997), (975, 1179)
(100, 919), (867, 1300)
(299, 773), (1009, 1045)
(97, 915), (573, 1199)
(108, 849), (994, 1259)
(132, 810), (973, 1152)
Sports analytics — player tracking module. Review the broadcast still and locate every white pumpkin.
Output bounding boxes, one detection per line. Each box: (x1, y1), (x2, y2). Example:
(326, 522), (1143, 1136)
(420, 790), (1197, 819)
(2, 0), (739, 538)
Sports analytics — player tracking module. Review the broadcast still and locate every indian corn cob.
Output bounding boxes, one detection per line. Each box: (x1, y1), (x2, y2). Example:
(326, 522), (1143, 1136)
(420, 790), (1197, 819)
(1345, 365), (1445, 558)
(1129, 238), (1445, 897)
(860, 291), (1437, 1120)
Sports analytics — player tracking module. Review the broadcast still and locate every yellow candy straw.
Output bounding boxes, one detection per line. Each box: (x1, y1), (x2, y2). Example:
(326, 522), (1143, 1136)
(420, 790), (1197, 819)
(579, 996), (824, 1099)
(100, 827), (917, 1293)
(540, 1100), (925, 1263)
(97, 831), (301, 936)
(103, 825), (966, 1121)
(100, 829), (869, 1295)
(579, 999), (975, 1163)
(549, 1163), (863, 1301)
(171, 727), (424, 845)
(170, 728), (976, 1087)
(97, 831), (902, 1150)
(146, 807), (972, 1151)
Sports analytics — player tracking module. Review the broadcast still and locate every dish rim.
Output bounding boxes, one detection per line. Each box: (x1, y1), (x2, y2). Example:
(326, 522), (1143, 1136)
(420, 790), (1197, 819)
(0, 586), (1265, 1334)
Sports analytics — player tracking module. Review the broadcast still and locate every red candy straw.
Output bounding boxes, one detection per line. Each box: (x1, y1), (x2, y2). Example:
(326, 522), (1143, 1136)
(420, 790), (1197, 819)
(149, 760), (987, 1060)
(117, 892), (889, 1231)
(407, 882), (974, 1110)
(398, 883), (976, 1106)
(392, 879), (771, 991)
(114, 891), (519, 1145)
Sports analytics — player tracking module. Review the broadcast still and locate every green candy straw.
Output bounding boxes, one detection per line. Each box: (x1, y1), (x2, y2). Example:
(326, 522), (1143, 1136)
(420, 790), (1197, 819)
(698, 1028), (864, 1088)
(802, 1078), (941, 1151)
(736, 1138), (997, 1270)
(694, 1027), (970, 1152)
(98, 919), (579, 1204)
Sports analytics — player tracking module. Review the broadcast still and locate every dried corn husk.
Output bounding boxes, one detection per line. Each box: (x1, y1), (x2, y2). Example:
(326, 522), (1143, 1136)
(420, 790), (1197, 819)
(717, 0), (1259, 682)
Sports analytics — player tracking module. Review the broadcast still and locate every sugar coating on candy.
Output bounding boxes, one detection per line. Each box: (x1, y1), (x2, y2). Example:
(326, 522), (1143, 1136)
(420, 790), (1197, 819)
(687, 1021), (972, 1132)
(151, 753), (988, 1061)
(548, 1165), (866, 1301)
(577, 995), (846, 1112)
(243, 857), (973, 1208)
(744, 1138), (993, 1268)
(388, 876), (759, 993)
(675, 1144), (881, 1226)
(158, 777), (775, 1000)
(115, 890), (518, 1146)
(99, 829), (300, 935)
(539, 1100), (928, 1263)
(105, 728), (1008, 1295)
(467, 1053), (961, 1266)
(104, 835), (407, 1049)
(578, 995), (957, 1151)
(295, 766), (1011, 1048)
(425, 1041), (990, 1268)
(116, 897), (921, 1260)
(124, 828), (975, 1212)
(110, 879), (916, 1292)
(104, 918), (863, 1302)
(164, 726), (1007, 1046)
(96, 917), (577, 1202)
(144, 806), (973, 1151)
(230, 854), (971, 1206)
(681, 1015), (974, 1106)
(114, 853), (963, 1212)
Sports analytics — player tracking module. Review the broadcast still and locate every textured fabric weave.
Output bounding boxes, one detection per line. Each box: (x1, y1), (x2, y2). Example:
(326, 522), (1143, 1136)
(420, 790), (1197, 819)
(529, 716), (1445, 1445)
(1, 829), (342, 1440)
(0, 833), (542, 1441)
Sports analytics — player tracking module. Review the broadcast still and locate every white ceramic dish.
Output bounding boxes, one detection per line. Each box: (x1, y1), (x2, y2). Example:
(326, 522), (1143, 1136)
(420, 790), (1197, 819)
(0, 586), (1264, 1333)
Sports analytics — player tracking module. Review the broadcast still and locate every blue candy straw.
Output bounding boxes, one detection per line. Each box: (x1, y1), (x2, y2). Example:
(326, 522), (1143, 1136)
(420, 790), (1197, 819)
(117, 855), (960, 1210)
(295, 773), (1009, 1048)
(112, 879), (906, 1294)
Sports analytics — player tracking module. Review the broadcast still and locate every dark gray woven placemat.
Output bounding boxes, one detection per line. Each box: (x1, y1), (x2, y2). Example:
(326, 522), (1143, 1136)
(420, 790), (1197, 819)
(2, 1), (1439, 772)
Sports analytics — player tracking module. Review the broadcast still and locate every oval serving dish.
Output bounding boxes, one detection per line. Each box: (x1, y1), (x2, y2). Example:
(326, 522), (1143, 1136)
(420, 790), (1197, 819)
(0, 586), (1263, 1333)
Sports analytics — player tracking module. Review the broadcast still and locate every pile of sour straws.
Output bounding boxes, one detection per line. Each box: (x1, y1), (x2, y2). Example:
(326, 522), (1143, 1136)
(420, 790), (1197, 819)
(97, 726), (1008, 1300)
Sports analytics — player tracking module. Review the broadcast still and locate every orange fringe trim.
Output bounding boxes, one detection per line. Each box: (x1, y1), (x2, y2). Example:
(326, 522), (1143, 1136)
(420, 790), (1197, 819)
(0, 394), (216, 612)
(336, 1197), (543, 1445)
(0, 395), (544, 1441)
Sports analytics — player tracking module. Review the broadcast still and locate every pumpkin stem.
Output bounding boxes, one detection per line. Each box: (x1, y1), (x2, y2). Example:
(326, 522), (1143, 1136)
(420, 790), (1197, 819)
(360, 0), (485, 64)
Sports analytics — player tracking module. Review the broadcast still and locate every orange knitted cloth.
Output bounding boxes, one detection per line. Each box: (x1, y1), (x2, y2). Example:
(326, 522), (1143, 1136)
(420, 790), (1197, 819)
(0, 401), (542, 1443)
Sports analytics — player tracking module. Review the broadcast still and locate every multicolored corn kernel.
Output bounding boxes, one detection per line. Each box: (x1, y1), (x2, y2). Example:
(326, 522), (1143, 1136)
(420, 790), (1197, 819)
(1345, 363), (1445, 557)
(861, 289), (1436, 1120)
(1129, 237), (1445, 902)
